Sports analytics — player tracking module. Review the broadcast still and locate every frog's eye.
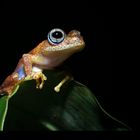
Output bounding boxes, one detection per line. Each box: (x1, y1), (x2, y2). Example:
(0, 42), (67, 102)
(47, 28), (65, 45)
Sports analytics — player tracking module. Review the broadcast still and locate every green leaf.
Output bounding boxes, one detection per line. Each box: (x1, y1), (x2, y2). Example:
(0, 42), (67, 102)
(0, 96), (9, 131)
(0, 85), (19, 131)
(1, 70), (131, 131)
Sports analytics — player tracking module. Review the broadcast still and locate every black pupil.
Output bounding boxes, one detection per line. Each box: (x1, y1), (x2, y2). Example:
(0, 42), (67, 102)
(52, 31), (63, 39)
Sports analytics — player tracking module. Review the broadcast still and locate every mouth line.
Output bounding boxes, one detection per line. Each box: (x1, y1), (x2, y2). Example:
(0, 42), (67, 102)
(45, 42), (85, 51)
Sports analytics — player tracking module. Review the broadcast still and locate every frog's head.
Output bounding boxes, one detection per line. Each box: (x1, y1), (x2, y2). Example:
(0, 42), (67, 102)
(34, 29), (85, 68)
(44, 28), (85, 53)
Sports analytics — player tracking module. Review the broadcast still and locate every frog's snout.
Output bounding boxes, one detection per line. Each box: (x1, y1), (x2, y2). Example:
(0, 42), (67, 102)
(68, 30), (81, 37)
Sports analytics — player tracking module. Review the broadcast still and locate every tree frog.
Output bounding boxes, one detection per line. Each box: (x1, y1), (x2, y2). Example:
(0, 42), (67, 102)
(0, 28), (85, 96)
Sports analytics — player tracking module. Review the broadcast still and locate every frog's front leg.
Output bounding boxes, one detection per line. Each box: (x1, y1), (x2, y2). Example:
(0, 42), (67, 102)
(22, 54), (33, 75)
(54, 75), (73, 92)
(30, 71), (47, 89)
(22, 54), (47, 89)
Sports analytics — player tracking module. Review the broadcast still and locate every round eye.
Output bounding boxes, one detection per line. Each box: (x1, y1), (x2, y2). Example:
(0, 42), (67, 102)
(47, 28), (65, 45)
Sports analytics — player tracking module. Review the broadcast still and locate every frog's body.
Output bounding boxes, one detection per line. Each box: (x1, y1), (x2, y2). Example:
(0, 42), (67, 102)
(0, 29), (85, 95)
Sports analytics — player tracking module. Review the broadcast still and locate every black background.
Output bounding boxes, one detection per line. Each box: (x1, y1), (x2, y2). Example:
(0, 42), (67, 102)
(0, 1), (136, 130)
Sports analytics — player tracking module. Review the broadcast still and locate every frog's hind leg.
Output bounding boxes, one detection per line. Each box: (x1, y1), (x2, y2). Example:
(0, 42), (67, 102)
(54, 75), (73, 92)
(0, 73), (20, 96)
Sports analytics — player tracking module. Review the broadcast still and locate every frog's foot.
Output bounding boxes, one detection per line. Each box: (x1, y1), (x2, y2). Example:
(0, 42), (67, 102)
(0, 87), (12, 96)
(31, 72), (47, 89)
(54, 75), (73, 92)
(0, 84), (18, 96)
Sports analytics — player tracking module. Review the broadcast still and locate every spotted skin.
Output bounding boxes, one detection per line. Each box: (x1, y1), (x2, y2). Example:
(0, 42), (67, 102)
(0, 29), (85, 95)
